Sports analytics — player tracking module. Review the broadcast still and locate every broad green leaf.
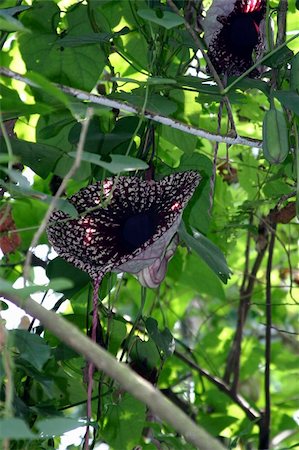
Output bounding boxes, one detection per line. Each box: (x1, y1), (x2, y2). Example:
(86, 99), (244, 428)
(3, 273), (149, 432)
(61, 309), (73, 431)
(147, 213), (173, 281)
(162, 126), (197, 156)
(110, 90), (177, 116)
(290, 52), (299, 92)
(137, 9), (184, 30)
(18, 2), (106, 91)
(1, 170), (77, 218)
(101, 393), (146, 450)
(0, 418), (36, 439)
(68, 151), (148, 174)
(108, 319), (127, 356)
(275, 91), (299, 115)
(0, 84), (54, 118)
(12, 329), (51, 371)
(179, 222), (231, 284)
(46, 257), (90, 298)
(145, 318), (175, 358)
(0, 137), (63, 178)
(129, 337), (160, 371)
(36, 417), (89, 437)
(26, 71), (70, 108)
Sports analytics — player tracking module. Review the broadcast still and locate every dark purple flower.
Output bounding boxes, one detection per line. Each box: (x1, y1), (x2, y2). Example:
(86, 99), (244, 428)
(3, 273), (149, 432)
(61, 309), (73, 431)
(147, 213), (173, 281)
(204, 0), (266, 76)
(47, 172), (200, 287)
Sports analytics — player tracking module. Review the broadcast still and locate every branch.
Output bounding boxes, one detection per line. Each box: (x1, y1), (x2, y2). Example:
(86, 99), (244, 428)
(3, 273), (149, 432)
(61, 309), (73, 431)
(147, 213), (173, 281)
(259, 225), (276, 450)
(223, 237), (268, 388)
(175, 349), (261, 423)
(0, 67), (262, 149)
(3, 292), (226, 450)
(276, 0), (288, 46)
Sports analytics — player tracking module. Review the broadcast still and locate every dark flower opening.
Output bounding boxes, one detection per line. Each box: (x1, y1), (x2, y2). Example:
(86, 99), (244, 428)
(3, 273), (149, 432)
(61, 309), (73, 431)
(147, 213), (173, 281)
(227, 14), (259, 56)
(121, 211), (157, 252)
(47, 172), (200, 285)
(204, 0), (266, 76)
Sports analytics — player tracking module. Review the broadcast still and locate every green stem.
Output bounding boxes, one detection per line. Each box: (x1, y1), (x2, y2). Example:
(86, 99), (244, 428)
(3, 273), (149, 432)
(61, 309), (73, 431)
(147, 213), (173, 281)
(293, 121), (299, 219)
(0, 113), (14, 171)
(222, 33), (299, 95)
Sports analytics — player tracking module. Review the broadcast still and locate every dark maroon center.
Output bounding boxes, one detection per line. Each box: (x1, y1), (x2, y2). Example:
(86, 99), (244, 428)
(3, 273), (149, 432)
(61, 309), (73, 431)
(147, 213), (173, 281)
(227, 14), (259, 56)
(121, 212), (156, 251)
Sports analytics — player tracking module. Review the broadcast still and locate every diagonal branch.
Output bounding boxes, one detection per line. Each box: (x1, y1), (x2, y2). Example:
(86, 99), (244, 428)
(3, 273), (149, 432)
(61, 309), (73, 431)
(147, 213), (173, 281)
(0, 67), (262, 149)
(2, 291), (226, 450)
(175, 349), (261, 423)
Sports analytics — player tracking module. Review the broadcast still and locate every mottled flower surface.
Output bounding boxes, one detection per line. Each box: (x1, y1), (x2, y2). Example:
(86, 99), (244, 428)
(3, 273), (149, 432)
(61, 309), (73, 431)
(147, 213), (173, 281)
(204, 0), (266, 76)
(47, 172), (200, 285)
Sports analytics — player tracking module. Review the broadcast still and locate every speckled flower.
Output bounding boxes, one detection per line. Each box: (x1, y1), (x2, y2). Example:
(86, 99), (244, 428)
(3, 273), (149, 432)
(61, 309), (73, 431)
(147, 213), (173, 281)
(47, 172), (200, 287)
(203, 0), (266, 76)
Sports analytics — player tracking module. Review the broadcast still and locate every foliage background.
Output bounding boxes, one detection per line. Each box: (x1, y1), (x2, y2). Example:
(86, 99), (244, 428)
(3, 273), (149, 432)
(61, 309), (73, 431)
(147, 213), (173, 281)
(0, 0), (298, 449)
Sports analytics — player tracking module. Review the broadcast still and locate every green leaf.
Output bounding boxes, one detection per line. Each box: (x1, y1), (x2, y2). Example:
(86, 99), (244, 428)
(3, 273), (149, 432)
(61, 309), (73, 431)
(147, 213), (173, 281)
(0, 85), (54, 119)
(26, 71), (71, 108)
(101, 393), (146, 450)
(129, 337), (160, 370)
(18, 2), (106, 91)
(0, 12), (28, 32)
(46, 257), (90, 297)
(0, 418), (36, 439)
(108, 319), (127, 356)
(36, 417), (89, 437)
(290, 52), (299, 92)
(265, 45), (294, 68)
(68, 151), (148, 174)
(0, 137), (63, 178)
(179, 222), (231, 284)
(137, 9), (184, 30)
(111, 90), (177, 116)
(145, 318), (175, 358)
(275, 91), (299, 115)
(12, 329), (51, 371)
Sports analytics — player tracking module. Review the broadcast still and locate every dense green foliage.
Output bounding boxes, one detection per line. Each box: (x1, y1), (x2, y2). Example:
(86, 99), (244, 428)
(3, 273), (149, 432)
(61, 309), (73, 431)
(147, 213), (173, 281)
(0, 1), (298, 449)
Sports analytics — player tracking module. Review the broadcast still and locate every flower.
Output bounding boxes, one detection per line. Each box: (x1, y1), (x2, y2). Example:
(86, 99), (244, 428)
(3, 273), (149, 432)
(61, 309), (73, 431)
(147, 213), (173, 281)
(47, 172), (200, 286)
(203, 0), (266, 76)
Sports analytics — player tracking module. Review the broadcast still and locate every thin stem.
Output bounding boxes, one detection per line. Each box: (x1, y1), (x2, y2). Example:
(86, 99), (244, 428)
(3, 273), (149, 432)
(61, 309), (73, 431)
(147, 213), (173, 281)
(85, 275), (102, 450)
(209, 101), (224, 214)
(222, 33), (299, 94)
(224, 231), (269, 388)
(120, 285), (147, 363)
(22, 107), (93, 284)
(276, 0), (288, 47)
(0, 113), (14, 171)
(259, 226), (276, 450)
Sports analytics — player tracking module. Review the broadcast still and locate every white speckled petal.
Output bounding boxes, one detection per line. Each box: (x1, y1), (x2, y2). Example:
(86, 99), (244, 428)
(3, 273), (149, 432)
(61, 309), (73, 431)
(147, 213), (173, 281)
(47, 172), (200, 283)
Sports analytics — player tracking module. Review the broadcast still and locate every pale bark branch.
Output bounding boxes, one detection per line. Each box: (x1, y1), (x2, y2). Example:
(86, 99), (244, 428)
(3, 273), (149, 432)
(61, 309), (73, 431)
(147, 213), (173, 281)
(3, 291), (226, 450)
(0, 67), (262, 149)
